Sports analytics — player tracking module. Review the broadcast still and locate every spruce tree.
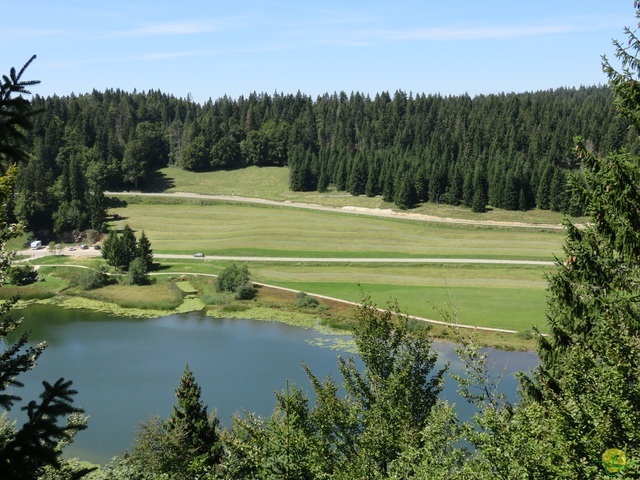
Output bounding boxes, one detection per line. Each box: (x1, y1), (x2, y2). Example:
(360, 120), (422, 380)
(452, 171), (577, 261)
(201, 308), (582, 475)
(511, 5), (640, 475)
(119, 224), (137, 270)
(135, 229), (153, 271)
(0, 56), (91, 480)
(167, 364), (222, 475)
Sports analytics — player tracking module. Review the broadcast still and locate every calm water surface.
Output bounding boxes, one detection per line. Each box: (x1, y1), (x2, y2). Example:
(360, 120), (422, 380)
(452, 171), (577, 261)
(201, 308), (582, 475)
(7, 304), (537, 464)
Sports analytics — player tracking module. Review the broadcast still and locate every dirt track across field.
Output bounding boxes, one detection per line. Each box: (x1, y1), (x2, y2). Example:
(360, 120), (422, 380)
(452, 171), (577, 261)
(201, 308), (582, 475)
(105, 191), (567, 230)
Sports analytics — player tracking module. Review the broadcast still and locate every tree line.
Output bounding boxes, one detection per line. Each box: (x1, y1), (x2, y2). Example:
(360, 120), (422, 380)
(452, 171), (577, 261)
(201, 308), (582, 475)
(14, 80), (640, 237)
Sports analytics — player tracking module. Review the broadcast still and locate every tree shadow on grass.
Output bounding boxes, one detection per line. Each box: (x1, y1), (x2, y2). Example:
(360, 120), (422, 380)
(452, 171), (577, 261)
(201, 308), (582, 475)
(152, 264), (172, 272)
(141, 169), (175, 192)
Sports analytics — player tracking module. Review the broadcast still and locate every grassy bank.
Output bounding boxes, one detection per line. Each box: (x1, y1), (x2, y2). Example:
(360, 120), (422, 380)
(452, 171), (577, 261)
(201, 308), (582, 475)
(17, 258), (543, 350)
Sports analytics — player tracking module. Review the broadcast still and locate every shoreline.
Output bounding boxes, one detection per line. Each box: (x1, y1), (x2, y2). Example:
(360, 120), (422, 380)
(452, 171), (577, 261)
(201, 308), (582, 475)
(13, 286), (538, 352)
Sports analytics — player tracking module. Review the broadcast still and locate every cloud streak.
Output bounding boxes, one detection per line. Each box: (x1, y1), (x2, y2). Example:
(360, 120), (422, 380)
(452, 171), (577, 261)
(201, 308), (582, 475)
(295, 16), (622, 47)
(109, 19), (239, 37)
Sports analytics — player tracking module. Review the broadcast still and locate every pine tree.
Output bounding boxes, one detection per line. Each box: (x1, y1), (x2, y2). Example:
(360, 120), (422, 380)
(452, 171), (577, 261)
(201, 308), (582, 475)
(167, 365), (222, 475)
(0, 55), (40, 167)
(504, 6), (640, 475)
(135, 230), (153, 271)
(0, 56), (92, 480)
(120, 224), (137, 270)
(394, 171), (416, 209)
(101, 229), (123, 270)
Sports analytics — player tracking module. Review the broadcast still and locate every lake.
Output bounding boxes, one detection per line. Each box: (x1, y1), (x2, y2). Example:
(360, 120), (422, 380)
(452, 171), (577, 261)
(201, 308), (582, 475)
(6, 304), (537, 465)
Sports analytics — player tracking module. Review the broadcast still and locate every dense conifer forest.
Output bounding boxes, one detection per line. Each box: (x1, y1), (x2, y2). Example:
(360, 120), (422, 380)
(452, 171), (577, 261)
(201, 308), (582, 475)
(18, 85), (638, 236)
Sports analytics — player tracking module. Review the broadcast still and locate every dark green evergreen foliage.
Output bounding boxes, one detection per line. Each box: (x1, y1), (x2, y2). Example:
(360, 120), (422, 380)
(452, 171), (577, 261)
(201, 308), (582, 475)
(347, 150), (367, 196)
(121, 366), (222, 479)
(101, 224), (152, 274)
(394, 171), (416, 209)
(100, 229), (121, 269)
(120, 224), (137, 269)
(216, 263), (251, 293)
(135, 230), (153, 271)
(461, 7), (640, 477)
(18, 81), (636, 234)
(258, 384), (316, 480)
(167, 365), (222, 474)
(0, 55), (40, 167)
(7, 264), (37, 285)
(0, 57), (91, 480)
(0, 378), (90, 480)
(512, 138), (640, 475)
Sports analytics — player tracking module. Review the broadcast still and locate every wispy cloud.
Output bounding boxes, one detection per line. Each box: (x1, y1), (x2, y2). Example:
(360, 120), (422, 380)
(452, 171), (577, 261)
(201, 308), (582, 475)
(0, 27), (71, 37)
(375, 24), (582, 41)
(297, 16), (617, 47)
(109, 19), (239, 37)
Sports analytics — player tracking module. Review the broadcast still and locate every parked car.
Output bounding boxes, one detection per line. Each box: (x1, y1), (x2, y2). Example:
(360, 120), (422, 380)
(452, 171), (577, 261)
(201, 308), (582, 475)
(93, 245), (101, 250)
(80, 244), (88, 250)
(193, 253), (205, 258)
(68, 246), (76, 251)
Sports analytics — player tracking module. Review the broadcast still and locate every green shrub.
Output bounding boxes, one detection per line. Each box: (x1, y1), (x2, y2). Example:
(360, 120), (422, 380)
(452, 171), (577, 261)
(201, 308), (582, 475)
(295, 291), (319, 308)
(216, 263), (250, 293)
(78, 269), (108, 290)
(7, 265), (37, 286)
(124, 257), (149, 286)
(235, 282), (256, 300)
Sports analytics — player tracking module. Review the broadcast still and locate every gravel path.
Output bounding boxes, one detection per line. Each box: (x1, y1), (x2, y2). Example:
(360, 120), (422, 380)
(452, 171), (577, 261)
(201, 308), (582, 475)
(105, 190), (567, 230)
(18, 248), (554, 266)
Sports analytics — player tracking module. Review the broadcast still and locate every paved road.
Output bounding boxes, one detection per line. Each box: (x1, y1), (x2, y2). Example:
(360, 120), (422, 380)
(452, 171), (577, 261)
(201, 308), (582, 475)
(19, 248), (555, 266)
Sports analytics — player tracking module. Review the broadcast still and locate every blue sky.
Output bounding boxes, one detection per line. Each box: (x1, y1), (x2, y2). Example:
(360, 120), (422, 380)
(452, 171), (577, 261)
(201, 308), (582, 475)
(1, 1), (635, 103)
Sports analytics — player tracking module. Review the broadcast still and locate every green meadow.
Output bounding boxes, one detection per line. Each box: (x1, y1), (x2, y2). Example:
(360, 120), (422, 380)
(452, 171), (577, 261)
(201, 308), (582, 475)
(151, 165), (586, 225)
(18, 167), (570, 339)
(101, 179), (563, 334)
(110, 200), (563, 261)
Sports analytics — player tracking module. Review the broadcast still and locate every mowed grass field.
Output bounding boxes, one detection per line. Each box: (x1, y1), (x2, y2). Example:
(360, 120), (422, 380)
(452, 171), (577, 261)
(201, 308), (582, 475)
(248, 263), (550, 332)
(106, 188), (562, 332)
(111, 200), (563, 260)
(150, 166), (586, 225)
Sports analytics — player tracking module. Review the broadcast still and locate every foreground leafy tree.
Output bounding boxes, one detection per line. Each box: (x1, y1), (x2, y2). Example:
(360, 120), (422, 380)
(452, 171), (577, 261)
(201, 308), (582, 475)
(306, 300), (446, 478)
(220, 299), (446, 478)
(0, 57), (91, 480)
